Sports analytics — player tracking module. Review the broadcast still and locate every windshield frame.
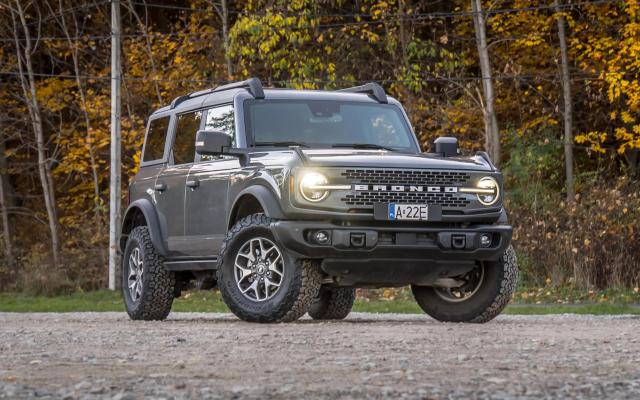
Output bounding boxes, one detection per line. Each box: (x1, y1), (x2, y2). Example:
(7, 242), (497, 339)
(243, 98), (421, 153)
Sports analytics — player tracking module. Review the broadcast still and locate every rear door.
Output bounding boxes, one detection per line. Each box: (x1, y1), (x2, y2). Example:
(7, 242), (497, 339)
(154, 110), (203, 255)
(132, 115), (171, 207)
(184, 104), (239, 256)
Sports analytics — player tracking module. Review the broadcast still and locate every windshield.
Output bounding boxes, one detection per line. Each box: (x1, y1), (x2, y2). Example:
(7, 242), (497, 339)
(245, 100), (418, 152)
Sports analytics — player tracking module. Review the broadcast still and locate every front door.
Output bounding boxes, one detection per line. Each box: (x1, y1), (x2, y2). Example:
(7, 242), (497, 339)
(184, 104), (238, 256)
(154, 109), (203, 255)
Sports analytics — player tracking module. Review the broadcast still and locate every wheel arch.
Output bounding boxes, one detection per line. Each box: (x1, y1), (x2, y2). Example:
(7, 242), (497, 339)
(120, 199), (169, 256)
(227, 185), (285, 229)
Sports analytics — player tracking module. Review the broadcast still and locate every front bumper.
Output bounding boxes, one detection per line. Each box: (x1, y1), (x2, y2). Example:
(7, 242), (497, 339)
(272, 220), (512, 286)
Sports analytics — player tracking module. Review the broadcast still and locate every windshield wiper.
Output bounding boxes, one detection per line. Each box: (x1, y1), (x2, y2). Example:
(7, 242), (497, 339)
(332, 143), (397, 151)
(254, 141), (309, 148)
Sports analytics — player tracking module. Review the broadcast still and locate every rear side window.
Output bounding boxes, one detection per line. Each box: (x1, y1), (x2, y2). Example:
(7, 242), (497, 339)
(143, 116), (169, 162)
(172, 110), (202, 165)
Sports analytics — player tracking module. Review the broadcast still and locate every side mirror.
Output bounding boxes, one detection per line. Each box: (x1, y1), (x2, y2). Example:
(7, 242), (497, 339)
(434, 136), (459, 157)
(195, 130), (232, 156)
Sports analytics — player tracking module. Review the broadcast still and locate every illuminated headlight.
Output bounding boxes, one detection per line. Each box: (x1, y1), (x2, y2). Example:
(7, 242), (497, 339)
(476, 177), (500, 206)
(460, 176), (500, 205)
(298, 171), (350, 203)
(299, 172), (330, 202)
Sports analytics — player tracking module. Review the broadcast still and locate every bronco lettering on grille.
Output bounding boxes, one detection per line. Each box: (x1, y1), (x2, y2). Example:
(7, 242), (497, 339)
(353, 185), (459, 193)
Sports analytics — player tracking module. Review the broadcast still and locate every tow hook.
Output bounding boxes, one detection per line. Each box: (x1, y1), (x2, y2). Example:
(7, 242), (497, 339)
(451, 234), (466, 249)
(350, 233), (366, 248)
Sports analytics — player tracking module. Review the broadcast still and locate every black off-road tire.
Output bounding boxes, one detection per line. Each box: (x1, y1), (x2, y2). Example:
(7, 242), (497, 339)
(308, 286), (356, 320)
(216, 214), (322, 323)
(122, 226), (176, 321)
(412, 245), (518, 323)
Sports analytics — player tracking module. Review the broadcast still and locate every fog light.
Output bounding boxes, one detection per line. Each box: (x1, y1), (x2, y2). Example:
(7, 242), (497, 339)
(480, 233), (492, 248)
(312, 230), (330, 245)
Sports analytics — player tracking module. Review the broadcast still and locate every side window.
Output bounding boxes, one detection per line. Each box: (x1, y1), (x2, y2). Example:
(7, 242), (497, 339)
(172, 110), (202, 165)
(143, 116), (169, 162)
(201, 105), (235, 162)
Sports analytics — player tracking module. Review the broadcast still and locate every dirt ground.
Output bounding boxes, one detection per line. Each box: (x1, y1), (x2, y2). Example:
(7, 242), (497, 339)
(0, 312), (639, 399)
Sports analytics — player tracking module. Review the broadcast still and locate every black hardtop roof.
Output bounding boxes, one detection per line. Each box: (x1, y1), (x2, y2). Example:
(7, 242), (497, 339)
(150, 78), (392, 117)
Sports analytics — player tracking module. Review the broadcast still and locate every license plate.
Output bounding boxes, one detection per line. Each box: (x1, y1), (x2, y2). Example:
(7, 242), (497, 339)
(388, 203), (429, 220)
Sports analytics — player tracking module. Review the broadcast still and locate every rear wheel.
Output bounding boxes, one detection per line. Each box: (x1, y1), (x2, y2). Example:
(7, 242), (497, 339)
(217, 214), (322, 323)
(412, 245), (518, 323)
(122, 226), (175, 320)
(308, 286), (356, 320)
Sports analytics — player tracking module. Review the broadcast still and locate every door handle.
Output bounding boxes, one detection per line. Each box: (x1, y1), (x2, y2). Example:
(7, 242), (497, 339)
(154, 183), (167, 192)
(186, 179), (200, 189)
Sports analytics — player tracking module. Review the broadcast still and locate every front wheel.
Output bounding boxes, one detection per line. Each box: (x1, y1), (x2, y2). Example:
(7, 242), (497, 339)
(412, 245), (518, 323)
(217, 214), (322, 323)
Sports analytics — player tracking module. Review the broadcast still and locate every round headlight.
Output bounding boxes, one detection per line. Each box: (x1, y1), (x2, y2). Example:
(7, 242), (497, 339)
(477, 177), (500, 206)
(299, 172), (330, 202)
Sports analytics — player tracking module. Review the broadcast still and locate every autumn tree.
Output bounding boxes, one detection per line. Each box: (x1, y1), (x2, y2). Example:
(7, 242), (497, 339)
(554, 0), (575, 203)
(573, 1), (640, 175)
(471, 0), (501, 165)
(9, 0), (61, 267)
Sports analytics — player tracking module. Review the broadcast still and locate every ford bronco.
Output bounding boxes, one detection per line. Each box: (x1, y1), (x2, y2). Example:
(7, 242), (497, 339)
(120, 78), (518, 323)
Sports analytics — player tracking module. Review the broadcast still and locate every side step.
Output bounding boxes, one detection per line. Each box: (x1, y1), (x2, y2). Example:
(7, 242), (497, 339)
(164, 258), (217, 271)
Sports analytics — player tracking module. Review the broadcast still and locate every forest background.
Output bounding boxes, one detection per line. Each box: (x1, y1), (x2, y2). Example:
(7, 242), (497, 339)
(0, 0), (638, 296)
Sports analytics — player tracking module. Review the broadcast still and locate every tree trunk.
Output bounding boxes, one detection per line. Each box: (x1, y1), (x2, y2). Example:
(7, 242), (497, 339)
(12, 2), (61, 268)
(397, 0), (413, 115)
(221, 0), (233, 79)
(471, 0), (501, 166)
(0, 115), (14, 267)
(554, 0), (575, 203)
(623, 149), (639, 177)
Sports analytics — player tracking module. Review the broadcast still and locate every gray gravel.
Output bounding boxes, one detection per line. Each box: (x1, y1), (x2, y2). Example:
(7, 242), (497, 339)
(0, 312), (639, 399)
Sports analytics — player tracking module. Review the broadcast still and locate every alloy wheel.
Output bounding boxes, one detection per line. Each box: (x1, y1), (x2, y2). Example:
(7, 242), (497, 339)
(234, 237), (284, 302)
(434, 264), (485, 303)
(127, 247), (144, 302)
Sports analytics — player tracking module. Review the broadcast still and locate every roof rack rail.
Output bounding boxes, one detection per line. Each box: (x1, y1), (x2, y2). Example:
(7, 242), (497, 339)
(170, 77), (264, 109)
(215, 78), (265, 99)
(338, 82), (388, 103)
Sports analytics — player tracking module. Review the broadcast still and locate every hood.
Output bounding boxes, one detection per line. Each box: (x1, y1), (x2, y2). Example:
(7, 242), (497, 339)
(300, 149), (495, 171)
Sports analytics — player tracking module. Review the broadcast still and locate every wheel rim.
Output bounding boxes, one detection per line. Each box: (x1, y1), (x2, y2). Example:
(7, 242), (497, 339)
(434, 265), (485, 303)
(127, 247), (144, 302)
(234, 237), (284, 302)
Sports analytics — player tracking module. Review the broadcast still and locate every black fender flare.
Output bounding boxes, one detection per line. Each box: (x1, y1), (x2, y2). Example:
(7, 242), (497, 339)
(227, 185), (285, 228)
(121, 199), (169, 256)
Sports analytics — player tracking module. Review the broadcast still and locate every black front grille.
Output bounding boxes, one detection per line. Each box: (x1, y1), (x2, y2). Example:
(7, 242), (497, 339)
(339, 168), (472, 208)
(341, 191), (471, 207)
(341, 169), (470, 186)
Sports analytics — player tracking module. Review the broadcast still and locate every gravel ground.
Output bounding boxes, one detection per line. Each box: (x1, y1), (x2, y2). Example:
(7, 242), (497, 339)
(0, 312), (639, 399)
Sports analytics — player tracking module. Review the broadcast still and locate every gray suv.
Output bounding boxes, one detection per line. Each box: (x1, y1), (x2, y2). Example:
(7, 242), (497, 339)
(121, 78), (518, 323)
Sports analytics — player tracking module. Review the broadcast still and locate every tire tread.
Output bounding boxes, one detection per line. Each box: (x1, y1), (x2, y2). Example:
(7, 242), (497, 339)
(412, 245), (518, 323)
(308, 287), (356, 320)
(217, 214), (321, 323)
(124, 226), (175, 321)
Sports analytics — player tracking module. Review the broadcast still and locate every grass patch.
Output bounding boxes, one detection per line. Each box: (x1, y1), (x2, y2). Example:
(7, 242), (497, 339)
(0, 290), (124, 312)
(0, 291), (230, 313)
(0, 290), (638, 315)
(512, 286), (640, 305)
